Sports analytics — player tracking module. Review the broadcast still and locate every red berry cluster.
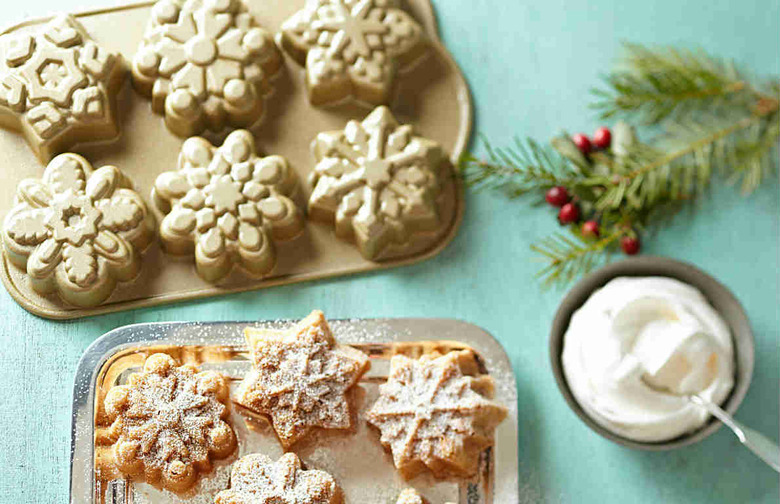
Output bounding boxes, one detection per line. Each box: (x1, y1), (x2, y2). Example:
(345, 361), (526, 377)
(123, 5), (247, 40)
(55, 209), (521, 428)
(572, 127), (612, 155)
(543, 127), (641, 256)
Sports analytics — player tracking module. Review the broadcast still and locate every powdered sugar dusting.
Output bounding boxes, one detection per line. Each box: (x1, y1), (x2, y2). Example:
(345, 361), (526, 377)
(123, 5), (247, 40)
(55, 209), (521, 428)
(367, 350), (508, 479)
(103, 353), (237, 492)
(214, 452), (341, 504)
(235, 311), (370, 447)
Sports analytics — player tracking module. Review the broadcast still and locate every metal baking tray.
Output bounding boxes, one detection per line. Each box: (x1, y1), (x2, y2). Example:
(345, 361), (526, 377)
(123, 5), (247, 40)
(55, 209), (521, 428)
(71, 318), (519, 503)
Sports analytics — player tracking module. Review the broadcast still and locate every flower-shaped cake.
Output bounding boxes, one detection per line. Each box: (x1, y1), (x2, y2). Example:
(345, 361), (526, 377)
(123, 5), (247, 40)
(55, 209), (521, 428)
(236, 310), (370, 448)
(104, 353), (237, 492)
(132, 0), (281, 137)
(279, 0), (426, 105)
(214, 453), (342, 504)
(0, 15), (124, 162)
(2, 154), (153, 307)
(308, 106), (445, 260)
(153, 130), (303, 282)
(367, 350), (508, 479)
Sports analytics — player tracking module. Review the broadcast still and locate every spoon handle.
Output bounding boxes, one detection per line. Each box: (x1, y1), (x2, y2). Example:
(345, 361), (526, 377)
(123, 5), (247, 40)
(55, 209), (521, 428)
(690, 395), (780, 472)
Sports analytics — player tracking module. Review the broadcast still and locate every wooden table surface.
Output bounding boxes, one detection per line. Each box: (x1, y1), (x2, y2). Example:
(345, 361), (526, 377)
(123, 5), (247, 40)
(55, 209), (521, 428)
(0, 0), (778, 502)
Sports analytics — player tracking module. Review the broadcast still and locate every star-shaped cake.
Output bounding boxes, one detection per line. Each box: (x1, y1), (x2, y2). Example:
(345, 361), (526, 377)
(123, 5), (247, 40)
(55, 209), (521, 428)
(279, 0), (427, 105)
(236, 310), (370, 448)
(102, 353), (237, 492)
(214, 452), (342, 504)
(367, 350), (507, 479)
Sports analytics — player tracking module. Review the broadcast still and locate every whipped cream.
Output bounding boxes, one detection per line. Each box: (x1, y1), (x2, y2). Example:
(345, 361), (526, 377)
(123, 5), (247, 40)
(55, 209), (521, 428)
(562, 277), (735, 442)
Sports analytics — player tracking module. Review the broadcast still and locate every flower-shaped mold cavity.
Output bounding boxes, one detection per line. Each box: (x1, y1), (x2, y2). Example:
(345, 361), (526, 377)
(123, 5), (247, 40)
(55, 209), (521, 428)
(0, 15), (124, 162)
(132, 0), (282, 137)
(235, 310), (370, 448)
(153, 130), (303, 282)
(2, 154), (154, 307)
(103, 353), (237, 493)
(214, 452), (343, 504)
(367, 350), (508, 480)
(309, 106), (446, 260)
(279, 0), (426, 106)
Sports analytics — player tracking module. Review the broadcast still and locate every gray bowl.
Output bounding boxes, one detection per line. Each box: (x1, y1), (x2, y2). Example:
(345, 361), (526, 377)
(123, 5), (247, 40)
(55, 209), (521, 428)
(549, 256), (754, 450)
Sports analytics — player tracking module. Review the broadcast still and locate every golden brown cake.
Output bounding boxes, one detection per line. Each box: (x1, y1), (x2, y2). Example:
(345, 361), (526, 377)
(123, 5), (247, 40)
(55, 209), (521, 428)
(214, 452), (342, 504)
(367, 350), (508, 479)
(235, 310), (370, 448)
(103, 353), (237, 492)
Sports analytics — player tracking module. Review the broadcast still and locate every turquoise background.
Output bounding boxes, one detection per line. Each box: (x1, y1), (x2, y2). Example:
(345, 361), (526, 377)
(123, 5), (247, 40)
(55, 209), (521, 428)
(1, 0), (778, 502)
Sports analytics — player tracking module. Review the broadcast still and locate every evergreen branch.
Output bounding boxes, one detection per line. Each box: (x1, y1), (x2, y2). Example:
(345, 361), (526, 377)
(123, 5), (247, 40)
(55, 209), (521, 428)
(531, 229), (626, 287)
(460, 137), (583, 198)
(592, 43), (754, 123)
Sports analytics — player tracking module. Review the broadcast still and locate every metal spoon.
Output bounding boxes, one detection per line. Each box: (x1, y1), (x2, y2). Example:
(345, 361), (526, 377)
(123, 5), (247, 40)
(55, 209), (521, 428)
(689, 394), (780, 472)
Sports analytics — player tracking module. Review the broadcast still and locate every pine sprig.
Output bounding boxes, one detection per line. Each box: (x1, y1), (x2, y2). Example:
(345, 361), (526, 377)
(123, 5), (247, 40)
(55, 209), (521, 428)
(459, 137), (581, 198)
(461, 43), (779, 287)
(592, 43), (753, 123)
(531, 229), (626, 286)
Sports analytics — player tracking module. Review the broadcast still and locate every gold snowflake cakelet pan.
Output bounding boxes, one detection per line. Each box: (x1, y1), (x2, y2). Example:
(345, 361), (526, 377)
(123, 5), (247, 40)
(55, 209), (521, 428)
(0, 0), (470, 319)
(71, 318), (519, 504)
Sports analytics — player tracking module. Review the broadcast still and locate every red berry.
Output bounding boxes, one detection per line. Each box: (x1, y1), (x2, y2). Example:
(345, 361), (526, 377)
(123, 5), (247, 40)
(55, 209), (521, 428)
(581, 220), (600, 238)
(545, 186), (570, 207)
(621, 236), (641, 255)
(558, 203), (580, 224)
(572, 133), (592, 155)
(593, 127), (612, 149)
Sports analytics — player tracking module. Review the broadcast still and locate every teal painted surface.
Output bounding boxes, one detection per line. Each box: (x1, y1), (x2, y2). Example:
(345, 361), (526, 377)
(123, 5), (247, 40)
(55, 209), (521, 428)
(0, 0), (778, 502)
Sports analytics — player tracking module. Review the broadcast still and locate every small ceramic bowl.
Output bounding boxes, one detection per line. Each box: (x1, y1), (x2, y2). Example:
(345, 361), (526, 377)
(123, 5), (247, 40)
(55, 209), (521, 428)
(549, 256), (755, 450)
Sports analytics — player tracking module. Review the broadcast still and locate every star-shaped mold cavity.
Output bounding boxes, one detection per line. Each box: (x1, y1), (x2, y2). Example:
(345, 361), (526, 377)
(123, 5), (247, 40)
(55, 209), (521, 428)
(0, 15), (124, 162)
(280, 0), (427, 106)
(103, 353), (237, 493)
(153, 130), (304, 282)
(367, 350), (508, 479)
(215, 452), (343, 504)
(235, 310), (370, 448)
(133, 0), (282, 137)
(308, 106), (446, 260)
(2, 153), (154, 307)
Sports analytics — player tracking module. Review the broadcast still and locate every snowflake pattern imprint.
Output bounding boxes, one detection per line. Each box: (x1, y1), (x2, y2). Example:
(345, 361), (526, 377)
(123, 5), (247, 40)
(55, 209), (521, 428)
(2, 153), (154, 307)
(215, 452), (343, 504)
(279, 0), (427, 105)
(153, 130), (304, 282)
(102, 353), (237, 493)
(367, 350), (508, 480)
(0, 15), (124, 162)
(132, 0), (281, 137)
(235, 310), (370, 448)
(308, 106), (446, 260)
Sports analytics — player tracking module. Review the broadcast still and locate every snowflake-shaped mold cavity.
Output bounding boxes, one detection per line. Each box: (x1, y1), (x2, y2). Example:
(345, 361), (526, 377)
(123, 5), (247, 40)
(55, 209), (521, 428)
(235, 310), (370, 448)
(153, 129), (303, 282)
(0, 15), (124, 162)
(2, 153), (154, 307)
(132, 0), (282, 137)
(280, 0), (427, 106)
(366, 350), (508, 479)
(103, 353), (237, 493)
(214, 452), (343, 504)
(308, 106), (446, 260)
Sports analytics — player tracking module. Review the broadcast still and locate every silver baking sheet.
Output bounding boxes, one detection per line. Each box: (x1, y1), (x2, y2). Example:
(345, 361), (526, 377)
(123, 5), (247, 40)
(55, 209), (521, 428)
(70, 318), (519, 503)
